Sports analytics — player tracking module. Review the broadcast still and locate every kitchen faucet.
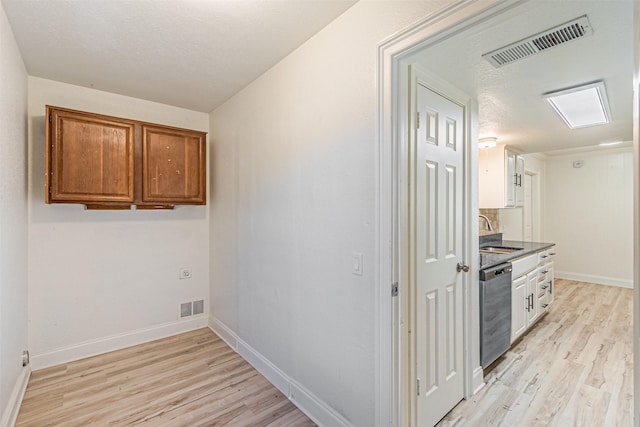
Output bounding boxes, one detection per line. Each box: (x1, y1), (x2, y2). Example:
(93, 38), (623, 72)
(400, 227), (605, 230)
(479, 214), (494, 231)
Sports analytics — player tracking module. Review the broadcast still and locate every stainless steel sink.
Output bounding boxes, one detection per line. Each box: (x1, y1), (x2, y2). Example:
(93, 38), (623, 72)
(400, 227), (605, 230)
(479, 246), (523, 254)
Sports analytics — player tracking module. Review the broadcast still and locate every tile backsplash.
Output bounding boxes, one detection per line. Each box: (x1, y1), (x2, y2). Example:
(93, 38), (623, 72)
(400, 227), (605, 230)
(479, 209), (499, 232)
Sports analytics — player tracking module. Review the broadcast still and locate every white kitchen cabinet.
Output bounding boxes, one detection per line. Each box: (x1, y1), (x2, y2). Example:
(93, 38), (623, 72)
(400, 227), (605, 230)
(479, 145), (524, 208)
(526, 270), (540, 325)
(510, 247), (556, 343)
(511, 274), (527, 341)
(511, 268), (540, 343)
(538, 247), (556, 310)
(515, 155), (525, 207)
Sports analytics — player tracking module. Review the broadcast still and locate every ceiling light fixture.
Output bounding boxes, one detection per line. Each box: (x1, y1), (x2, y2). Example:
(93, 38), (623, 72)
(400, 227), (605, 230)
(478, 137), (498, 149)
(544, 81), (611, 129)
(599, 141), (623, 147)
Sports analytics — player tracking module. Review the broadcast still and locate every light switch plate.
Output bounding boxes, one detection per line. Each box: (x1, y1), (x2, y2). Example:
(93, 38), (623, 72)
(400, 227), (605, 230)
(352, 252), (363, 276)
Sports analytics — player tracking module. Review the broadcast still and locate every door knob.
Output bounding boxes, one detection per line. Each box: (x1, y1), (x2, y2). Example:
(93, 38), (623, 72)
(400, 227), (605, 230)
(456, 262), (469, 273)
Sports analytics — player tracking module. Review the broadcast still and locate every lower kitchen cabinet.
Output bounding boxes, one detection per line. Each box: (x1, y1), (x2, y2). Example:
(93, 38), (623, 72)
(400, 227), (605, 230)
(511, 275), (527, 341)
(510, 246), (555, 343)
(511, 270), (539, 342)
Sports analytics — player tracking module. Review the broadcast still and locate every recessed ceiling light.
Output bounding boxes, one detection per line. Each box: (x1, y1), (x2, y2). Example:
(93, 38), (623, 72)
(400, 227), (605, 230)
(544, 81), (611, 129)
(599, 141), (623, 147)
(478, 137), (497, 149)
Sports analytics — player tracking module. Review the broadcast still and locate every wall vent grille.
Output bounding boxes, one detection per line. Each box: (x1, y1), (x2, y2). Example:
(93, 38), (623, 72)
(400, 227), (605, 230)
(482, 16), (593, 68)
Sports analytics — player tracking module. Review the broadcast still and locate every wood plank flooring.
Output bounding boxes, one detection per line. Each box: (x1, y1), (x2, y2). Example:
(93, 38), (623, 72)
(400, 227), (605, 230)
(15, 328), (315, 427)
(440, 279), (633, 426)
(14, 279), (633, 426)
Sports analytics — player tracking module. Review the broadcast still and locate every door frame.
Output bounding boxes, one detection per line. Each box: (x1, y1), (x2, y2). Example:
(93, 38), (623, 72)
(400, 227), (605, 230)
(405, 64), (473, 427)
(378, 2), (640, 426)
(375, 1), (537, 426)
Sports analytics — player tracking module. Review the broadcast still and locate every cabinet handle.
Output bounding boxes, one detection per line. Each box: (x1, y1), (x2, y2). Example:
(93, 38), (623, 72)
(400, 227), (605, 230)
(531, 293), (534, 310)
(541, 285), (548, 290)
(541, 255), (548, 259)
(541, 270), (548, 274)
(542, 304), (549, 308)
(549, 253), (556, 256)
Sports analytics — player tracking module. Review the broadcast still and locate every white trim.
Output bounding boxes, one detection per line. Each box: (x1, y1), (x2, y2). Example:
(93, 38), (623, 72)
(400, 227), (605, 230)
(472, 366), (485, 394)
(556, 271), (633, 289)
(208, 315), (238, 351)
(30, 316), (209, 370)
(376, 1), (525, 425)
(290, 380), (351, 427)
(0, 366), (30, 427)
(207, 317), (351, 427)
(236, 341), (290, 397)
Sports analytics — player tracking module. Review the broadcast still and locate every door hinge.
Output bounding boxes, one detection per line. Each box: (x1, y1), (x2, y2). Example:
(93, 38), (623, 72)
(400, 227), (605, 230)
(391, 282), (398, 297)
(49, 114), (52, 123)
(416, 378), (421, 396)
(416, 112), (420, 128)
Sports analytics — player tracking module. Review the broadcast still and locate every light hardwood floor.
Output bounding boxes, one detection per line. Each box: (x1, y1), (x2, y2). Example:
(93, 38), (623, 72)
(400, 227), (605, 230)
(15, 280), (633, 427)
(440, 279), (633, 426)
(16, 328), (315, 426)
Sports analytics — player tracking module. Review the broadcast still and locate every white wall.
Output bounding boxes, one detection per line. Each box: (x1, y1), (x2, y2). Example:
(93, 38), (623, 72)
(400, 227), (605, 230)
(0, 2), (29, 424)
(28, 77), (211, 368)
(209, 1), (457, 425)
(545, 147), (633, 288)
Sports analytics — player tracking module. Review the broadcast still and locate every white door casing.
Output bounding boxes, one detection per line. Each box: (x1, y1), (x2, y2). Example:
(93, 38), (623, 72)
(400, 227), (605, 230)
(409, 66), (466, 427)
(376, 2), (527, 426)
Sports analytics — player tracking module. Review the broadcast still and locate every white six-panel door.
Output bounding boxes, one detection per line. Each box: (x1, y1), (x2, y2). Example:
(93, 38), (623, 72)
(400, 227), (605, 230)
(411, 75), (466, 426)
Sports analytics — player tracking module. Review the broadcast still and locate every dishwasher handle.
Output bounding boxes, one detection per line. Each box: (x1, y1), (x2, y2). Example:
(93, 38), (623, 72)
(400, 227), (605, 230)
(479, 263), (512, 281)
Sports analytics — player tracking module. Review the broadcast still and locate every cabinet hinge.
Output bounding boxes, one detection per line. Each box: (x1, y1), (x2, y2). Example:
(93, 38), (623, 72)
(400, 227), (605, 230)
(391, 282), (398, 297)
(416, 378), (421, 396)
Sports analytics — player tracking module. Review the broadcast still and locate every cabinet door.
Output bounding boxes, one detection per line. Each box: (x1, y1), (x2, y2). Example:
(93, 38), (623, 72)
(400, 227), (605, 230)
(515, 155), (525, 207)
(47, 108), (135, 203)
(511, 275), (527, 342)
(546, 261), (554, 305)
(504, 150), (516, 207)
(526, 271), (539, 324)
(141, 125), (206, 204)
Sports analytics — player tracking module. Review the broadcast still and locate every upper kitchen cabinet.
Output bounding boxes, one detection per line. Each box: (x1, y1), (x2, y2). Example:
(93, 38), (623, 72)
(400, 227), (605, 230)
(479, 144), (524, 208)
(46, 107), (136, 204)
(45, 106), (207, 208)
(141, 125), (206, 204)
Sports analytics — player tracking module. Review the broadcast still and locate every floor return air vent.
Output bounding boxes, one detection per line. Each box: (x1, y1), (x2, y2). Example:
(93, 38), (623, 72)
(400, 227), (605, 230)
(482, 15), (593, 68)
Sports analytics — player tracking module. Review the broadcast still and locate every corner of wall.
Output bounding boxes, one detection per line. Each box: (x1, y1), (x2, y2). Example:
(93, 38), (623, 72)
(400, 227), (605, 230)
(0, 366), (30, 427)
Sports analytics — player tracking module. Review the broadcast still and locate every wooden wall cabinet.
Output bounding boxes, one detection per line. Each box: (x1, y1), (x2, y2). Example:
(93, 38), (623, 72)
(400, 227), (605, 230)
(46, 106), (207, 208)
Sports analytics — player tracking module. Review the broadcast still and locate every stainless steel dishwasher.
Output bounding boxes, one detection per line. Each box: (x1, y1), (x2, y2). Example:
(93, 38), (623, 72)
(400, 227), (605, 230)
(479, 262), (512, 368)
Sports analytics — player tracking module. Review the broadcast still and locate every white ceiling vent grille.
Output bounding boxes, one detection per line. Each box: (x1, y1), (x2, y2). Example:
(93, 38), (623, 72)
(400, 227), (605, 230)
(482, 16), (593, 68)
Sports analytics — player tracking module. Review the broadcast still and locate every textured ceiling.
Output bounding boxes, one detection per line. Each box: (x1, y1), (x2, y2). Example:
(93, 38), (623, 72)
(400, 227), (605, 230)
(410, 1), (632, 153)
(1, 0), (357, 112)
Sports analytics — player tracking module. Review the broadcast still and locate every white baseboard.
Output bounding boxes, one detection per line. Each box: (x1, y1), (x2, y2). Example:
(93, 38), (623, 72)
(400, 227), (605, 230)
(208, 316), (238, 351)
(471, 365), (485, 395)
(208, 316), (350, 427)
(555, 271), (633, 289)
(0, 366), (30, 427)
(289, 380), (351, 427)
(31, 316), (209, 370)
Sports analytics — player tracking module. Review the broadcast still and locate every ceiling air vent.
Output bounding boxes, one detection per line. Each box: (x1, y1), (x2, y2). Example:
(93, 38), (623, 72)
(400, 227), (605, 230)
(482, 15), (593, 68)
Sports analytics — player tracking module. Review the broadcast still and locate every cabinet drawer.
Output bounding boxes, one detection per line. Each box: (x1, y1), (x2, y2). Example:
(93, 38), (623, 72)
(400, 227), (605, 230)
(512, 253), (538, 277)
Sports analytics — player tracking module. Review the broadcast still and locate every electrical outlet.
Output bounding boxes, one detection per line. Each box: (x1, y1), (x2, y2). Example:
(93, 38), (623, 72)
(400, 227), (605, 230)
(179, 268), (192, 279)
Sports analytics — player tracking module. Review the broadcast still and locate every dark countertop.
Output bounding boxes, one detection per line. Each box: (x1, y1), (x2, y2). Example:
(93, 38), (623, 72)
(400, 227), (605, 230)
(480, 239), (555, 269)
